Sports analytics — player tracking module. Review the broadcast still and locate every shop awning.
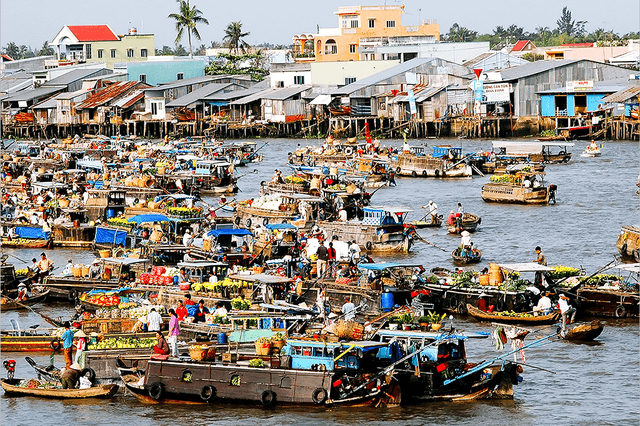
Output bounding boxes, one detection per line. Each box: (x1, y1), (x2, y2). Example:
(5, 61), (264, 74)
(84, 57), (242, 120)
(310, 94), (332, 105)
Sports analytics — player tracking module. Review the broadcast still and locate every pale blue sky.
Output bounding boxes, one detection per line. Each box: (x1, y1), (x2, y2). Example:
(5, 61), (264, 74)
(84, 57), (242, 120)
(1, 0), (638, 49)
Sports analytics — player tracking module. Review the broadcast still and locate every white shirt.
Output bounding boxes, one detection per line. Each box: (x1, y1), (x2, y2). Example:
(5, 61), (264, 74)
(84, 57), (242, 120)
(458, 205), (464, 215)
(183, 232), (192, 247)
(213, 307), (228, 316)
(536, 296), (552, 310)
(427, 202), (438, 216)
(147, 311), (162, 331)
(558, 298), (571, 314)
(460, 235), (472, 246)
(338, 209), (347, 221)
(342, 302), (356, 320)
(349, 242), (361, 258)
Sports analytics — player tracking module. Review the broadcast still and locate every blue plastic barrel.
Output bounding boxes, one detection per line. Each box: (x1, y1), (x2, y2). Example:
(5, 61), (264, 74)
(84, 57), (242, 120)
(217, 333), (227, 344)
(106, 208), (115, 218)
(381, 292), (394, 312)
(173, 276), (179, 285)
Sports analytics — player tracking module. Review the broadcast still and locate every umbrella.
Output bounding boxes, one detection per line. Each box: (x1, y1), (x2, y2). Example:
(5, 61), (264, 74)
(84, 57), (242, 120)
(127, 214), (170, 224)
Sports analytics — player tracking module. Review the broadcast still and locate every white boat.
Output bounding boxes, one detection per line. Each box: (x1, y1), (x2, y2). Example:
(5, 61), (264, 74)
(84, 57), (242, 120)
(582, 144), (601, 157)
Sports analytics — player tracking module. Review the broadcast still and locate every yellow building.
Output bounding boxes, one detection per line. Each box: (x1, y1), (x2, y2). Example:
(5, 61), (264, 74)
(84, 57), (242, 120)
(50, 25), (155, 69)
(292, 5), (440, 62)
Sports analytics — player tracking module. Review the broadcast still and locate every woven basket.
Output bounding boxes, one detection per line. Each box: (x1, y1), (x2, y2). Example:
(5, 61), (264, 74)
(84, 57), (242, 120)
(255, 341), (272, 356)
(99, 249), (111, 258)
(189, 345), (215, 361)
(382, 277), (395, 286)
(335, 320), (365, 340)
(71, 267), (82, 278)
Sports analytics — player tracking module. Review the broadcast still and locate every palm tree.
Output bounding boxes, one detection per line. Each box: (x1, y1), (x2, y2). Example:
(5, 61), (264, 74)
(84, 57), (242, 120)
(223, 21), (250, 54)
(168, 0), (209, 58)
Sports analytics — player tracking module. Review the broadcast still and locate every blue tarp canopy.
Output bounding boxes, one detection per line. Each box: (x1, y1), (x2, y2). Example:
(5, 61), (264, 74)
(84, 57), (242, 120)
(358, 262), (401, 271)
(127, 214), (170, 224)
(15, 226), (49, 240)
(87, 287), (132, 295)
(154, 194), (196, 202)
(208, 228), (253, 237)
(265, 223), (297, 230)
(95, 226), (127, 246)
(209, 101), (229, 107)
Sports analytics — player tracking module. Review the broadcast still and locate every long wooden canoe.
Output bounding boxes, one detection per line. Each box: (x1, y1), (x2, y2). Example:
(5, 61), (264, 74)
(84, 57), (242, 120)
(1, 378), (118, 398)
(447, 213), (481, 234)
(452, 249), (482, 264)
(467, 304), (560, 324)
(0, 290), (50, 311)
(561, 320), (604, 341)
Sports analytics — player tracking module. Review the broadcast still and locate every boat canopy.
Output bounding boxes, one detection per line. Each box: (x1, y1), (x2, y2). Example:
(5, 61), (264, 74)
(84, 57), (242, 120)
(492, 141), (575, 155)
(228, 273), (292, 284)
(15, 226), (49, 240)
(358, 262), (422, 271)
(177, 260), (227, 268)
(207, 228), (253, 237)
(127, 214), (170, 224)
(609, 263), (640, 273)
(376, 329), (491, 340)
(265, 223), (298, 230)
(498, 262), (554, 272)
(102, 257), (149, 265)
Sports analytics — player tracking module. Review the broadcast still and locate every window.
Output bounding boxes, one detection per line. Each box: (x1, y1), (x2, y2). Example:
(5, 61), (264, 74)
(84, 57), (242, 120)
(368, 19), (375, 28)
(97, 49), (103, 59)
(110, 49), (116, 58)
(294, 75), (305, 85)
(276, 81), (284, 88)
(141, 48), (148, 58)
(177, 73), (184, 80)
(386, 20), (396, 28)
(316, 40), (322, 55)
(127, 49), (134, 58)
(349, 44), (357, 54)
(345, 77), (356, 85)
(325, 39), (337, 55)
(85, 44), (92, 60)
(341, 14), (359, 29)
(139, 74), (147, 84)
(151, 102), (157, 115)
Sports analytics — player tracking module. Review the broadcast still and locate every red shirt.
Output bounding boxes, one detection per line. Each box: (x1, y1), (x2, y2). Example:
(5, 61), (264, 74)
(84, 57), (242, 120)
(184, 299), (196, 306)
(477, 298), (489, 312)
(327, 247), (336, 260)
(176, 305), (188, 321)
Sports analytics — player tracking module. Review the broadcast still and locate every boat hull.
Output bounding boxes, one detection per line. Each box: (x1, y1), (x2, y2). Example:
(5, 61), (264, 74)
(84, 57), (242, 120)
(481, 184), (550, 204)
(1, 379), (118, 398)
(466, 304), (560, 324)
(561, 320), (604, 341)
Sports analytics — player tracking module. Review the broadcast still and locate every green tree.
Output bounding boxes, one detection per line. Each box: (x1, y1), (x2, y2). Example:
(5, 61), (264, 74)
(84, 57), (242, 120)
(446, 23), (477, 42)
(223, 21), (250, 54)
(174, 44), (188, 56)
(168, 0), (209, 58)
(556, 6), (587, 37)
(37, 41), (54, 56)
(205, 51), (267, 81)
(4, 42), (19, 59)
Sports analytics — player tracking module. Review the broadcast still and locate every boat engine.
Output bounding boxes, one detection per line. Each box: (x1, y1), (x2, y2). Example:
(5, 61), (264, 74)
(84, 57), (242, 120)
(3, 359), (16, 380)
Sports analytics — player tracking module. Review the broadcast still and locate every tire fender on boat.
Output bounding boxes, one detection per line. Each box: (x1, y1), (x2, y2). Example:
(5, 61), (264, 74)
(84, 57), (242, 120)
(615, 305), (627, 318)
(411, 171), (417, 177)
(260, 390), (277, 407)
(457, 300), (468, 315)
(395, 167), (401, 174)
(621, 243), (627, 254)
(200, 385), (216, 402)
(148, 382), (164, 400)
(422, 170), (427, 177)
(263, 218), (269, 226)
(496, 298), (506, 312)
(312, 387), (328, 404)
(245, 218), (252, 228)
(50, 339), (62, 351)
(234, 216), (241, 226)
(67, 289), (78, 302)
(81, 367), (96, 383)
(365, 241), (373, 251)
(434, 169), (440, 177)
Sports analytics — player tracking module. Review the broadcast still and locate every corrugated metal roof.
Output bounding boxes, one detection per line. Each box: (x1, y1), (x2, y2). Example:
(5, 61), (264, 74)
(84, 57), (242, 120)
(2, 86), (63, 102)
(166, 83), (233, 108)
(55, 89), (89, 100)
(599, 86), (640, 104)
(75, 81), (145, 109)
(494, 59), (581, 82)
(32, 98), (57, 109)
(154, 75), (218, 90)
(203, 86), (264, 101)
(332, 58), (436, 96)
(230, 86), (311, 105)
(536, 85), (627, 94)
(113, 89), (145, 108)
(43, 68), (111, 87)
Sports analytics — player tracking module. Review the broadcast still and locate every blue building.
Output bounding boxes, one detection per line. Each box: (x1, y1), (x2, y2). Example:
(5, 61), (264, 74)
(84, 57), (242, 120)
(537, 85), (623, 117)
(116, 59), (205, 86)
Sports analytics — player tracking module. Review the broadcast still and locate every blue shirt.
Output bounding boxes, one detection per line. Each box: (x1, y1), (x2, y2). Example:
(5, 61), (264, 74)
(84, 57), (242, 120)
(62, 329), (74, 349)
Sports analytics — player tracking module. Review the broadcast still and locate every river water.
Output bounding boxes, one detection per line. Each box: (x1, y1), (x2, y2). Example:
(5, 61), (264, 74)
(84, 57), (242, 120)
(2, 138), (639, 425)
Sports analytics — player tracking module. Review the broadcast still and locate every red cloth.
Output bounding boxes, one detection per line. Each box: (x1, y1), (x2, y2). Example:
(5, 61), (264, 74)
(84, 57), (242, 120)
(184, 299), (196, 306)
(176, 305), (188, 320)
(477, 298), (489, 312)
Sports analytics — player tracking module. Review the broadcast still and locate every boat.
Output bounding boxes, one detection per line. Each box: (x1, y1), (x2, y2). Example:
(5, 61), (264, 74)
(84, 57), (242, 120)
(446, 213), (481, 234)
(1, 378), (118, 399)
(493, 141), (574, 164)
(451, 248), (482, 264)
(0, 290), (50, 311)
(174, 108), (195, 122)
(481, 167), (556, 205)
(410, 214), (442, 228)
(582, 143), (601, 157)
(0, 237), (52, 248)
(616, 226), (639, 262)
(560, 320), (604, 341)
(233, 194), (324, 232)
(390, 146), (472, 178)
(466, 304), (560, 324)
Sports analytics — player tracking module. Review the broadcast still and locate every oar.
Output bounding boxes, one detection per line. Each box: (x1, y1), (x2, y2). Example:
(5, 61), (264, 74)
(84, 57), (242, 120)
(413, 230), (447, 252)
(235, 169), (258, 180)
(14, 301), (64, 327)
(3, 251), (30, 264)
(513, 361), (556, 374)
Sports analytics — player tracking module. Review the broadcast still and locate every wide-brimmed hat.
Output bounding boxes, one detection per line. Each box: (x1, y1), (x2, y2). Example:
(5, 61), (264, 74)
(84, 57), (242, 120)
(461, 230), (470, 237)
(479, 292), (488, 297)
(69, 362), (82, 370)
(74, 330), (87, 338)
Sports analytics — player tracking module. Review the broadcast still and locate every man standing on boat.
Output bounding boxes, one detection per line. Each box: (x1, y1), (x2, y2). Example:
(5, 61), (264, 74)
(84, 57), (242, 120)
(533, 246), (547, 286)
(36, 252), (54, 283)
(422, 200), (438, 222)
(457, 203), (464, 220)
(342, 298), (356, 321)
(61, 321), (74, 369)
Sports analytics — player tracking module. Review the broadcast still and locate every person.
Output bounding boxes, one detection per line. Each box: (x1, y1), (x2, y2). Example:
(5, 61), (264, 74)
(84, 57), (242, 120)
(88, 260), (102, 279)
(425, 200), (438, 221)
(523, 178), (531, 188)
(316, 243), (328, 278)
(447, 210), (456, 226)
(153, 331), (171, 355)
(74, 330), (87, 364)
(176, 300), (188, 321)
(36, 252), (54, 282)
(16, 283), (29, 301)
(62, 259), (74, 276)
(183, 229), (193, 247)
(213, 301), (228, 316)
(349, 240), (361, 263)
(177, 268), (189, 284)
(388, 171), (396, 187)
(457, 203), (464, 220)
(167, 309), (180, 357)
(533, 293), (553, 316)
(316, 290), (327, 320)
(327, 242), (336, 263)
(477, 293), (489, 312)
(338, 208), (347, 222)
(533, 246), (547, 266)
(558, 295), (576, 332)
(147, 308), (162, 332)
(193, 300), (209, 323)
(79, 371), (93, 389)
(184, 294), (196, 306)
(61, 321), (75, 369)
(460, 231), (472, 257)
(60, 363), (82, 389)
(342, 298), (356, 321)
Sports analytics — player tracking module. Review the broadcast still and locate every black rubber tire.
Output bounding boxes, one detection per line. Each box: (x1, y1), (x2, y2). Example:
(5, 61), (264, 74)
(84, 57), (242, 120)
(365, 241), (373, 251)
(260, 390), (277, 407)
(422, 170), (427, 177)
(311, 387), (328, 404)
(448, 296), (458, 310)
(395, 167), (401, 174)
(81, 367), (96, 383)
(411, 171), (417, 177)
(615, 305), (627, 318)
(68, 289), (78, 301)
(234, 216), (241, 226)
(148, 382), (164, 400)
(457, 301), (468, 315)
(260, 181), (266, 187)
(434, 169), (440, 177)
(200, 385), (216, 402)
(245, 218), (252, 228)
(263, 218), (269, 226)
(50, 339), (62, 351)
(496, 298), (506, 312)
(621, 243), (627, 254)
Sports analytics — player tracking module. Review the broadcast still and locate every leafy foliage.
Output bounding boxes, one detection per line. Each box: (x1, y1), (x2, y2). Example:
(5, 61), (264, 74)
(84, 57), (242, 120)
(205, 51), (268, 81)
(223, 21), (250, 54)
(168, 0), (209, 57)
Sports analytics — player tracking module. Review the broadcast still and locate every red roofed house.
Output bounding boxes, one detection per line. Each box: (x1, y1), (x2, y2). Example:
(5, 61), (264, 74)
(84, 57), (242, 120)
(511, 40), (536, 53)
(49, 25), (155, 69)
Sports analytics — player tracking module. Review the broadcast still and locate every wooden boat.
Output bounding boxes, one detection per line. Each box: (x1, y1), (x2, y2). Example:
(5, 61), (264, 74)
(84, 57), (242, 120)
(329, 105), (351, 116)
(466, 304), (560, 324)
(452, 248), (482, 264)
(390, 146), (472, 178)
(174, 108), (195, 122)
(482, 169), (555, 205)
(446, 213), (481, 234)
(0, 238), (52, 248)
(410, 215), (442, 228)
(1, 378), (118, 398)
(561, 320), (604, 341)
(616, 225), (639, 262)
(14, 112), (35, 123)
(0, 290), (50, 311)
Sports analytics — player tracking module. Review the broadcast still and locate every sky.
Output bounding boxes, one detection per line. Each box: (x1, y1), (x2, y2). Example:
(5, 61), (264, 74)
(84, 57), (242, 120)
(1, 0), (638, 50)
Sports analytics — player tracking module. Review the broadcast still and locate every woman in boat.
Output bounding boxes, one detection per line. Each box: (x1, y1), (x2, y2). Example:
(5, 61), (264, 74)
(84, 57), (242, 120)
(153, 332), (171, 355)
(74, 330), (87, 364)
(460, 231), (472, 256)
(60, 363), (82, 389)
